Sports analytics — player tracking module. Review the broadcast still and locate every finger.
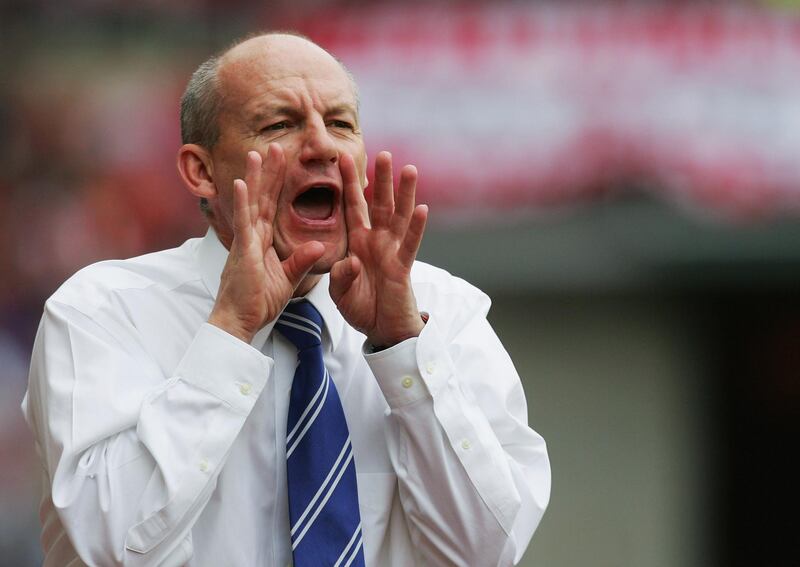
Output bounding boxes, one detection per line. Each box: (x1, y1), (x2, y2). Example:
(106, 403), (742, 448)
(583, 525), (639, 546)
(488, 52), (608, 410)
(281, 241), (325, 289)
(370, 151), (394, 229)
(329, 256), (361, 303)
(341, 153), (370, 231)
(390, 164), (418, 236)
(232, 178), (252, 250)
(259, 143), (285, 222)
(398, 204), (428, 267)
(244, 150), (262, 214)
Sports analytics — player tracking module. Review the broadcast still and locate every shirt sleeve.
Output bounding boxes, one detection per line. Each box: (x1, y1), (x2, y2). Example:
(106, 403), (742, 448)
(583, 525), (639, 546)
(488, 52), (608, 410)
(365, 292), (550, 566)
(24, 299), (273, 566)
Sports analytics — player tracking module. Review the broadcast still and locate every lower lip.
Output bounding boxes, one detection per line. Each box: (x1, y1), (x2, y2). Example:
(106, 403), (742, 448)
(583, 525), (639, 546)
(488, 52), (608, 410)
(289, 204), (340, 227)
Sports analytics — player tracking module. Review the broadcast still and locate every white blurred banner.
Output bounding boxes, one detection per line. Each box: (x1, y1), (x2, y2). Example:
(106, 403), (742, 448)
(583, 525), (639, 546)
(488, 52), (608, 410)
(287, 3), (800, 219)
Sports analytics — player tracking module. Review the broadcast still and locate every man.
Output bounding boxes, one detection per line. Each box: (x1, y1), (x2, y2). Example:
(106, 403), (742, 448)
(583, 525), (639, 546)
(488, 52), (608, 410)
(23, 32), (550, 566)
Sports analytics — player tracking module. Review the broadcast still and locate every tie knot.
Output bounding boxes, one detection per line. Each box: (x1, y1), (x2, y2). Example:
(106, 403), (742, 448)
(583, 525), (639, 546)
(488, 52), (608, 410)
(276, 299), (323, 350)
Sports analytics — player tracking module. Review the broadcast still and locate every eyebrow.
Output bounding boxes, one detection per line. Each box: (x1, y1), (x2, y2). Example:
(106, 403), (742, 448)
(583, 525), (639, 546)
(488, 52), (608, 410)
(248, 105), (295, 125)
(249, 102), (358, 125)
(325, 103), (358, 118)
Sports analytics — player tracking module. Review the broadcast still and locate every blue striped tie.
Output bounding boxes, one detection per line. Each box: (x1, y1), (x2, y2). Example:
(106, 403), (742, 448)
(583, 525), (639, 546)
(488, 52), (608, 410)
(276, 300), (365, 567)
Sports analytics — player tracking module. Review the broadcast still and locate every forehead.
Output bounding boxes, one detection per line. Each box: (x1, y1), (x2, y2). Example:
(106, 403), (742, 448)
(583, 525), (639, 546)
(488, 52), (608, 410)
(218, 36), (356, 115)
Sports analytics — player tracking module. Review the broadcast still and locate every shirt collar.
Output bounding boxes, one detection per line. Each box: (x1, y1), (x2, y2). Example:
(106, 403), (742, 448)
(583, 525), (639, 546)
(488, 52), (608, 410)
(196, 227), (344, 352)
(197, 227), (228, 300)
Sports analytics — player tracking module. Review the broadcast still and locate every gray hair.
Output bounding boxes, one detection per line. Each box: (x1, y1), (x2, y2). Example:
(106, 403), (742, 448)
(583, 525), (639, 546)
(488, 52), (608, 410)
(180, 55), (223, 149)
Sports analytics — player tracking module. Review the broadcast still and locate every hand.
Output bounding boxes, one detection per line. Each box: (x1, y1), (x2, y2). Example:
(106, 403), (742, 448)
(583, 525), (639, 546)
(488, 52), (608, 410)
(330, 151), (429, 348)
(208, 145), (325, 343)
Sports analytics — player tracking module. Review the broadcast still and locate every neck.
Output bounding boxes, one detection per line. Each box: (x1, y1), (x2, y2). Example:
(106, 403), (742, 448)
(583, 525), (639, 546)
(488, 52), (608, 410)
(293, 274), (322, 298)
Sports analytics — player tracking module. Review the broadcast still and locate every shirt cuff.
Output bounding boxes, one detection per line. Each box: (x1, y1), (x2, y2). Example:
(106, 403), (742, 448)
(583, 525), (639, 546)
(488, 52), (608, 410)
(365, 314), (451, 408)
(174, 323), (273, 415)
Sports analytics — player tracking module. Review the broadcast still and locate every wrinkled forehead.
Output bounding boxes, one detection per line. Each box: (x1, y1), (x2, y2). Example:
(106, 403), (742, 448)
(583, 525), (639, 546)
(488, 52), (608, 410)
(218, 36), (357, 113)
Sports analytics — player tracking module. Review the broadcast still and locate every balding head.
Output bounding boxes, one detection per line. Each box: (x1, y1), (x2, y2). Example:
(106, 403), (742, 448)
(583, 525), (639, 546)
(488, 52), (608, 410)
(180, 32), (357, 150)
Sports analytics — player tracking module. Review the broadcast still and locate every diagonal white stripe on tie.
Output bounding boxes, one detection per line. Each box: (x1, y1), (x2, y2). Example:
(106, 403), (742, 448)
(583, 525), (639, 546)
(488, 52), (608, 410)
(277, 319), (322, 342)
(286, 368), (328, 446)
(291, 436), (352, 537)
(286, 370), (330, 458)
(333, 523), (362, 567)
(342, 536), (363, 567)
(281, 311), (322, 334)
(291, 446), (355, 550)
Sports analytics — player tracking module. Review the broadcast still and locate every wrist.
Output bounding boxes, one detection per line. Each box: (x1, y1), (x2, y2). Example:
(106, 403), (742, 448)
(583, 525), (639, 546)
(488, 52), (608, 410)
(208, 310), (257, 344)
(368, 312), (428, 352)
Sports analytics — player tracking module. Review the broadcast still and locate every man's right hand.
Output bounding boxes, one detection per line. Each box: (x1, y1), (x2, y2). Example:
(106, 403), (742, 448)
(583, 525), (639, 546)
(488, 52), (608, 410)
(208, 144), (325, 344)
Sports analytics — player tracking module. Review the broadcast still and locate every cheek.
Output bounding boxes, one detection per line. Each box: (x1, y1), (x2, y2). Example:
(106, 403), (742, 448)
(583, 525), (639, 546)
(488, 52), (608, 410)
(215, 188), (237, 231)
(209, 163), (241, 214)
(320, 236), (349, 267)
(270, 205), (292, 250)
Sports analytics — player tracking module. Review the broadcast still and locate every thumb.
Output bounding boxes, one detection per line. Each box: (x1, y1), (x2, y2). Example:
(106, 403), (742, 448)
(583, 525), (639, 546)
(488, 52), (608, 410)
(282, 241), (325, 289)
(329, 256), (361, 303)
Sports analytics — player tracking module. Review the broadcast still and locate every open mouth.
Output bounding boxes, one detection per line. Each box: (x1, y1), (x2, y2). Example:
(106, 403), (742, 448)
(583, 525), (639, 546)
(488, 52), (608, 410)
(292, 185), (336, 221)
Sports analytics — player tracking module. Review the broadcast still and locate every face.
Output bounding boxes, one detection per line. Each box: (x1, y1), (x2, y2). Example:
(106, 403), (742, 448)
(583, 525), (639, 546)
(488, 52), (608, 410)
(207, 36), (367, 276)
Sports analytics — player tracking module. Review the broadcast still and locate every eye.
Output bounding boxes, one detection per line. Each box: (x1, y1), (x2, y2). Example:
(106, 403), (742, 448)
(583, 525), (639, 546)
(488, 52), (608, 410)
(328, 119), (355, 130)
(263, 120), (290, 132)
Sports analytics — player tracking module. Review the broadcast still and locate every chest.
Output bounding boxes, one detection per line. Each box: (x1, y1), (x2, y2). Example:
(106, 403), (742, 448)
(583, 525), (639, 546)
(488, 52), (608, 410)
(235, 328), (393, 477)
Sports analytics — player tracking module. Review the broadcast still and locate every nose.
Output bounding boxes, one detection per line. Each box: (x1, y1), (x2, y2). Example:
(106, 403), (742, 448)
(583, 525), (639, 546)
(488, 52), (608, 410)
(299, 117), (338, 166)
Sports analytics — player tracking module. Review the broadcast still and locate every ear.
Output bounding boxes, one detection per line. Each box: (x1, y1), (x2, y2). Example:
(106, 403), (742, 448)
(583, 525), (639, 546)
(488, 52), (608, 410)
(177, 144), (217, 199)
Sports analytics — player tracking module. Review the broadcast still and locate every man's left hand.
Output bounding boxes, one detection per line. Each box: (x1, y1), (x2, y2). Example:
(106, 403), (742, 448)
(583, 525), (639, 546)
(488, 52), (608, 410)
(330, 151), (428, 348)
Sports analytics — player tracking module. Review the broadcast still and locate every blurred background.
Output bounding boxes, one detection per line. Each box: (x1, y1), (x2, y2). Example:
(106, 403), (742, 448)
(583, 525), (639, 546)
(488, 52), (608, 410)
(2, 0), (799, 565)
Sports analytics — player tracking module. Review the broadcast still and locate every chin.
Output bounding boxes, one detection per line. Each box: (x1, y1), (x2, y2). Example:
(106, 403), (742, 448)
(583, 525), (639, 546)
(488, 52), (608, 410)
(312, 246), (347, 275)
(282, 234), (345, 276)
(293, 249), (341, 297)
(309, 263), (334, 276)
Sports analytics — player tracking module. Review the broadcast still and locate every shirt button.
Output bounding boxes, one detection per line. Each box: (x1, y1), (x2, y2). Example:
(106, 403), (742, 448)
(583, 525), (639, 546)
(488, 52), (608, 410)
(461, 439), (471, 450)
(239, 382), (252, 395)
(425, 361), (436, 375)
(199, 459), (210, 472)
(401, 377), (414, 389)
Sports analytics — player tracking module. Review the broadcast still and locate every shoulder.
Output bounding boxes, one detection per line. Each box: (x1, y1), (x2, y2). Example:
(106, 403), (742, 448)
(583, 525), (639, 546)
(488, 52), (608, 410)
(47, 237), (204, 319)
(410, 260), (491, 319)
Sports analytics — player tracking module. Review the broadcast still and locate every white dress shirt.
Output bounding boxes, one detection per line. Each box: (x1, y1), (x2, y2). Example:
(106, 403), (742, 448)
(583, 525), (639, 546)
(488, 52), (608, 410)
(23, 229), (550, 567)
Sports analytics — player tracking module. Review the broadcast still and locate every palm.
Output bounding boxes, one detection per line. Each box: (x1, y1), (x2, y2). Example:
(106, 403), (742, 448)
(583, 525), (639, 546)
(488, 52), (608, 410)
(210, 146), (324, 343)
(331, 152), (428, 347)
